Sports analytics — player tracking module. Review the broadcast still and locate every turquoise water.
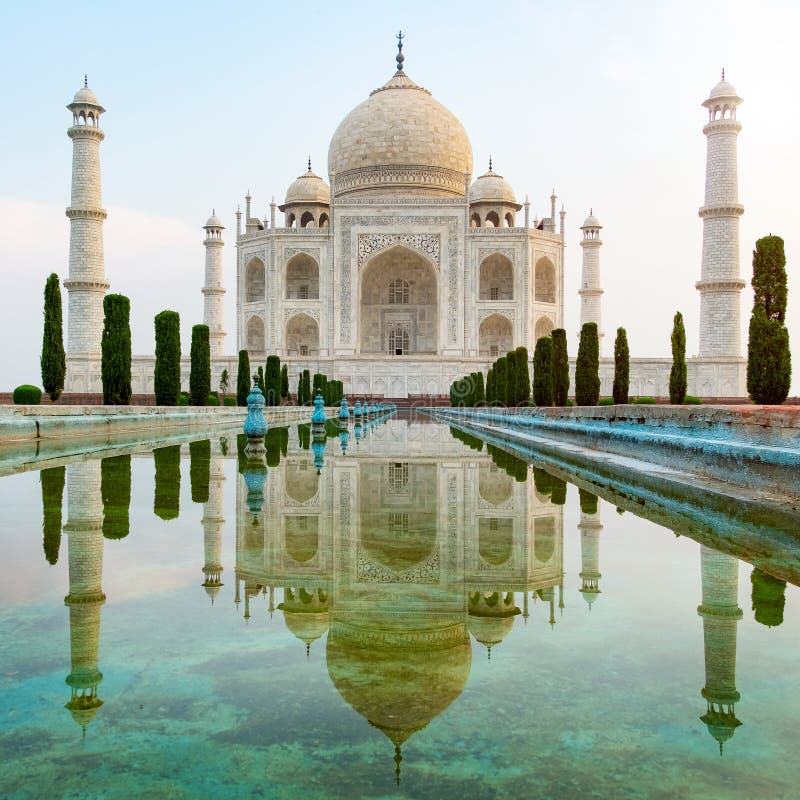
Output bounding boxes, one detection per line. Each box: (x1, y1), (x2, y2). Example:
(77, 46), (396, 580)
(1, 413), (799, 799)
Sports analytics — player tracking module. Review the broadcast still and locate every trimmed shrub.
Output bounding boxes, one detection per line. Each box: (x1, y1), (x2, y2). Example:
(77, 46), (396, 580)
(154, 310), (181, 405)
(669, 311), (687, 404)
(207, 393), (220, 406)
(189, 439), (211, 504)
(41, 466), (65, 565)
(514, 347), (530, 405)
(575, 322), (600, 406)
(265, 355), (281, 406)
(634, 396), (656, 404)
(153, 445), (181, 521)
(101, 294), (132, 405)
(101, 454), (131, 539)
(237, 350), (251, 406)
(219, 368), (229, 400)
(178, 391), (189, 406)
(598, 397), (614, 406)
(41, 273), (66, 402)
(13, 385), (42, 404)
(532, 336), (554, 407)
(684, 395), (702, 405)
(551, 329), (569, 407)
(280, 364), (289, 401)
(223, 396), (237, 406)
(189, 325), (211, 406)
(748, 307), (791, 405)
(613, 327), (630, 404)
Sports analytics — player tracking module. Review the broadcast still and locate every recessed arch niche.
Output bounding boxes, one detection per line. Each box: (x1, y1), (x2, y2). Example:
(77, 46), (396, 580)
(479, 253), (514, 300)
(479, 313), (513, 358)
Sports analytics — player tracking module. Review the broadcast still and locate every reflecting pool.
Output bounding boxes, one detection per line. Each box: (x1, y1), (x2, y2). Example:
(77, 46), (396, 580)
(1, 412), (799, 799)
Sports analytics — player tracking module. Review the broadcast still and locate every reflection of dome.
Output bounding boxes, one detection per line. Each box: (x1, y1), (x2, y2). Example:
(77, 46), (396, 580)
(468, 591), (520, 657)
(65, 698), (103, 729)
(327, 621), (471, 751)
(279, 587), (329, 654)
(699, 706), (742, 754)
(469, 168), (516, 205)
(328, 70), (472, 198)
(284, 166), (331, 205)
(203, 584), (222, 601)
(468, 614), (515, 650)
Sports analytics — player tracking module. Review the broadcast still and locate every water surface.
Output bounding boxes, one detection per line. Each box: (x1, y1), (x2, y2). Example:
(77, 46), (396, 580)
(1, 413), (798, 799)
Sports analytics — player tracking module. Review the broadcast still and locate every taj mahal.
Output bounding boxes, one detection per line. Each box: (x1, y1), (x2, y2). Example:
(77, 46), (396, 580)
(61, 37), (747, 399)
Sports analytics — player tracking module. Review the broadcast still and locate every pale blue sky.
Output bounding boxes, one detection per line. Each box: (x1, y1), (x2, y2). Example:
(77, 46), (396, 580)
(2, 1), (798, 392)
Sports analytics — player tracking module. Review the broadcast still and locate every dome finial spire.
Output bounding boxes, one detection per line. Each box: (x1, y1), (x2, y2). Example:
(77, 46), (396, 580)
(722, 67), (725, 81)
(84, 74), (88, 88)
(488, 155), (493, 172)
(307, 156), (312, 172)
(396, 30), (405, 72)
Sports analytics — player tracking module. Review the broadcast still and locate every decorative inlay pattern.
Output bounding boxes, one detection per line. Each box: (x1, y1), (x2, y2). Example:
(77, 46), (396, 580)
(284, 247), (321, 261)
(333, 165), (466, 198)
(357, 233), (440, 269)
(356, 547), (439, 584)
(330, 620), (466, 651)
(477, 308), (514, 323)
(283, 307), (320, 323)
(478, 247), (515, 264)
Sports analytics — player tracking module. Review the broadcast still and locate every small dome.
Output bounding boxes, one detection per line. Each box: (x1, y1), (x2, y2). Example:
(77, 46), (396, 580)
(468, 614), (516, 650)
(72, 85), (100, 106)
(284, 166), (331, 206)
(469, 167), (517, 205)
(709, 79), (737, 99)
(204, 211), (224, 229)
(582, 213), (601, 229)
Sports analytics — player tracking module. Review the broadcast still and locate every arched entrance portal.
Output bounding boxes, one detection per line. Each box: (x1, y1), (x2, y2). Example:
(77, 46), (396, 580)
(479, 314), (513, 358)
(360, 246), (438, 355)
(286, 313), (319, 357)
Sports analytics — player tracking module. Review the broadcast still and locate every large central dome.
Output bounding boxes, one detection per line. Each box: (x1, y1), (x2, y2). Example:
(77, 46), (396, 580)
(327, 70), (473, 199)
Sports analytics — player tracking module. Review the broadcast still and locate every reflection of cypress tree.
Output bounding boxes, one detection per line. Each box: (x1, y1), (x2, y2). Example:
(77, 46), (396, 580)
(40, 466), (65, 565)
(751, 567), (786, 628)
(265, 427), (284, 468)
(449, 426), (484, 452)
(550, 478), (567, 506)
(297, 424), (310, 450)
(101, 454), (131, 539)
(487, 444), (528, 482)
(579, 488), (598, 515)
(189, 439), (211, 504)
(153, 445), (181, 520)
(236, 433), (248, 474)
(533, 467), (554, 497)
(324, 418), (339, 439)
(279, 426), (289, 458)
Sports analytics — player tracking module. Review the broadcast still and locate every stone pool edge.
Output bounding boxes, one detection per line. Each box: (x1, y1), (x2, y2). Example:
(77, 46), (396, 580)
(423, 405), (800, 503)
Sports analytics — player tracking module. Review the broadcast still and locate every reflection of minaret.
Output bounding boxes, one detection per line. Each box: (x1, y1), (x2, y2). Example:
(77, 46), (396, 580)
(63, 460), (106, 734)
(202, 449), (226, 603)
(698, 546), (743, 754)
(578, 502), (602, 608)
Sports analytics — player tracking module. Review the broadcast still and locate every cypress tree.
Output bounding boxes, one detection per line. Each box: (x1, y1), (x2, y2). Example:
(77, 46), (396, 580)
(101, 454), (131, 539)
(669, 311), (687, 404)
(515, 347), (531, 405)
(154, 310), (181, 406)
(300, 369), (311, 404)
(219, 368), (229, 400)
(748, 235), (791, 404)
(473, 371), (485, 405)
(495, 357), (507, 407)
(551, 329), (570, 407)
(256, 366), (265, 394)
(532, 336), (554, 407)
(189, 439), (211, 504)
(264, 355), (281, 406)
(101, 294), (132, 405)
(153, 445), (181, 521)
(237, 350), (251, 406)
(189, 324), (211, 406)
(486, 367), (494, 404)
(506, 353), (517, 406)
(280, 364), (289, 401)
(41, 273), (66, 402)
(613, 327), (630, 404)
(41, 466), (65, 565)
(575, 322), (600, 406)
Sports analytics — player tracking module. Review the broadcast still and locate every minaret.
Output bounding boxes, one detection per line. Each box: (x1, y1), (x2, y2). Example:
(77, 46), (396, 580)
(201, 446), (226, 603)
(579, 211), (604, 347)
(202, 211), (226, 361)
(696, 72), (745, 358)
(578, 500), (602, 608)
(63, 460), (106, 734)
(697, 545), (743, 754)
(64, 78), (109, 377)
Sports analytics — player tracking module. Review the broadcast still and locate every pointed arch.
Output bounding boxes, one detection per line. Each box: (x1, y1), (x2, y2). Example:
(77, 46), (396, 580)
(246, 315), (265, 352)
(534, 256), (556, 303)
(479, 253), (513, 300)
(286, 312), (319, 357)
(245, 257), (265, 302)
(534, 315), (554, 342)
(479, 313), (513, 358)
(300, 211), (315, 228)
(485, 211), (500, 228)
(286, 253), (319, 299)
